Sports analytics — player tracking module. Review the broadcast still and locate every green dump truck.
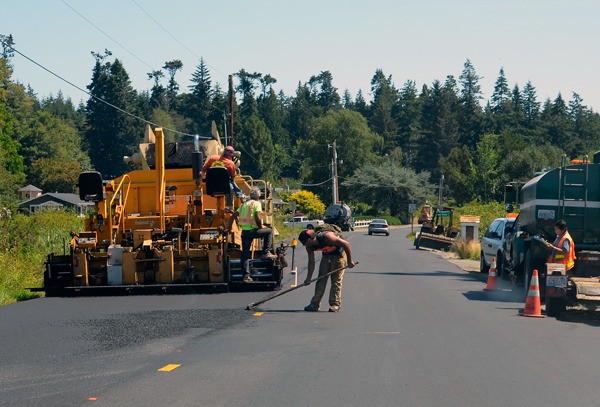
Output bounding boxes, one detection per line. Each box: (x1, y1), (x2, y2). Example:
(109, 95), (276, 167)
(503, 153), (600, 316)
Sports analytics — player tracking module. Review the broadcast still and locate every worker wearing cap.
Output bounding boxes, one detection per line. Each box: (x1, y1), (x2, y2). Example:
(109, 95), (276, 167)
(228, 188), (276, 282)
(298, 228), (355, 312)
(201, 146), (245, 207)
(544, 219), (576, 276)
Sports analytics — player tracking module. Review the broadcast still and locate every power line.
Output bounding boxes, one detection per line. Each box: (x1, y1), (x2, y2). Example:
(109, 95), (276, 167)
(301, 177), (333, 187)
(5, 42), (205, 138)
(132, 0), (199, 59)
(60, 0), (156, 72)
(130, 0), (229, 81)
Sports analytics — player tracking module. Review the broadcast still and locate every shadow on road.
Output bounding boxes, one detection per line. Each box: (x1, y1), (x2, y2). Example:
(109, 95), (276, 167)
(351, 270), (475, 281)
(463, 289), (522, 303)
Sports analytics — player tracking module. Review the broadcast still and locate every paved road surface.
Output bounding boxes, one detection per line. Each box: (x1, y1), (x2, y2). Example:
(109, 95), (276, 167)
(2, 226), (600, 406)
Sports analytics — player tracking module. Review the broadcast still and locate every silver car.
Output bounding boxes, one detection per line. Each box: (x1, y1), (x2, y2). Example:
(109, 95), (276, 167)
(368, 219), (389, 236)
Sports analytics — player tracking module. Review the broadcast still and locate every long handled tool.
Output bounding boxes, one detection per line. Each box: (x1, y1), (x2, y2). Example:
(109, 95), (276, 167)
(245, 261), (358, 310)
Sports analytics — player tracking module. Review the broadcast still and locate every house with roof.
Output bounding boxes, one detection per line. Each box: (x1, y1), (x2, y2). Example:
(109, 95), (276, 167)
(18, 185), (43, 201)
(18, 189), (94, 216)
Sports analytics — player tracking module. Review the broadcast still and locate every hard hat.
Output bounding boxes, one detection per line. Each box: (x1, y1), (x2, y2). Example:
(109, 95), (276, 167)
(224, 146), (235, 155)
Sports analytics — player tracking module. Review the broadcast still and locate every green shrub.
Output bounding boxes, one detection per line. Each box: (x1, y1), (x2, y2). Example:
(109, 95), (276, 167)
(453, 200), (512, 239)
(0, 211), (83, 306)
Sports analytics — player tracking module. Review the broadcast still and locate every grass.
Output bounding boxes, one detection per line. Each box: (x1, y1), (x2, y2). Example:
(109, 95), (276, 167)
(0, 211), (84, 306)
(451, 238), (481, 260)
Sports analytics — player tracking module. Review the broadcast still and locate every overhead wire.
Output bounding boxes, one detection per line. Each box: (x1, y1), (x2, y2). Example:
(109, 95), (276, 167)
(6, 42), (206, 138)
(129, 0), (229, 81)
(300, 177), (333, 187)
(60, 0), (156, 72)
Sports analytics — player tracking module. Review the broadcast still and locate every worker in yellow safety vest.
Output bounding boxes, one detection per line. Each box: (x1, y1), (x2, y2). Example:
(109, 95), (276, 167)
(228, 188), (276, 282)
(544, 219), (576, 276)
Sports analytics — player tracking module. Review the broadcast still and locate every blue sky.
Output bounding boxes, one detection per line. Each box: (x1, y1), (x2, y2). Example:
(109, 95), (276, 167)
(5, 0), (600, 111)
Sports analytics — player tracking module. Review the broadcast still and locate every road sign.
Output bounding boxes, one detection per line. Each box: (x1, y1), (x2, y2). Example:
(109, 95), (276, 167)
(408, 203), (417, 213)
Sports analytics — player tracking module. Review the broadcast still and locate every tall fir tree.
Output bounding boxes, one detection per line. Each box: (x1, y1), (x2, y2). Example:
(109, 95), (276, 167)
(396, 80), (421, 166)
(163, 59), (183, 111)
(458, 59), (483, 148)
(369, 69), (398, 153)
(85, 51), (138, 178)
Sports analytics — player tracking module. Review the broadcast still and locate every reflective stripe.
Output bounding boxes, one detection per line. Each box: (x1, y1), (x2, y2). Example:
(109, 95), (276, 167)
(238, 201), (260, 230)
(520, 199), (600, 209)
(547, 231), (576, 270)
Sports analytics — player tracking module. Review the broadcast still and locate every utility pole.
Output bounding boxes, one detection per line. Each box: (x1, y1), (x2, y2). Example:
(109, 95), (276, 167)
(228, 75), (234, 145)
(330, 140), (339, 205)
(438, 174), (444, 210)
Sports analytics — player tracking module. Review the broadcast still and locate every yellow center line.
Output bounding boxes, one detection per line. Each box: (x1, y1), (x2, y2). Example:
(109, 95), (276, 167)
(253, 312), (264, 316)
(157, 364), (181, 372)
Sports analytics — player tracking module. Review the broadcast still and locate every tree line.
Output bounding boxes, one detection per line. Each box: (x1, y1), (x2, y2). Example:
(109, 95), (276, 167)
(2, 34), (600, 218)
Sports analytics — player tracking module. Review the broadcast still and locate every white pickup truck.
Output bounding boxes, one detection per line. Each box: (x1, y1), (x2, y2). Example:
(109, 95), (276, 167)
(283, 216), (324, 229)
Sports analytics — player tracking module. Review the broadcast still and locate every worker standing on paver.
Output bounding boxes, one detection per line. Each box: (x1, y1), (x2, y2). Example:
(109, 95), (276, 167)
(298, 228), (355, 312)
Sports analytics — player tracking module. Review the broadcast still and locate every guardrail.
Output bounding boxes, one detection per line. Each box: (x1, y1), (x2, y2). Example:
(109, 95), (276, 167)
(353, 219), (373, 228)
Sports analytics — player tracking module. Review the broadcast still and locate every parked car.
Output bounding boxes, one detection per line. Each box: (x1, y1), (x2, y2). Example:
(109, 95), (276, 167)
(282, 216), (324, 229)
(480, 216), (515, 276)
(368, 219), (389, 236)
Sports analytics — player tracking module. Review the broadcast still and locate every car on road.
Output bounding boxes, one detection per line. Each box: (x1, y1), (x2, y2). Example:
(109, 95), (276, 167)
(368, 219), (389, 236)
(480, 216), (515, 276)
(282, 216), (324, 229)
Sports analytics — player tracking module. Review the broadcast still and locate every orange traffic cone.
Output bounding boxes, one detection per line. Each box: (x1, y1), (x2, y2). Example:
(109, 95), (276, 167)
(484, 257), (497, 291)
(519, 269), (545, 318)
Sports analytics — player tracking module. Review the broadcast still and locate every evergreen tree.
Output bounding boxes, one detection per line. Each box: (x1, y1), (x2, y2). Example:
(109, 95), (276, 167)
(342, 89), (353, 109)
(236, 94), (275, 179)
(490, 68), (510, 113)
(522, 81), (540, 130)
(184, 58), (213, 133)
(396, 80), (421, 166)
(308, 71), (340, 112)
(511, 84), (526, 130)
(0, 56), (25, 194)
(286, 82), (320, 149)
(85, 51), (138, 178)
(545, 93), (575, 154)
(163, 59), (183, 111)
(438, 146), (476, 205)
(259, 74), (277, 98)
(354, 89), (369, 117)
(235, 69), (261, 100)
(369, 69), (398, 152)
(147, 70), (167, 110)
(489, 68), (512, 133)
(458, 59), (483, 148)
(258, 88), (290, 178)
(415, 79), (459, 177)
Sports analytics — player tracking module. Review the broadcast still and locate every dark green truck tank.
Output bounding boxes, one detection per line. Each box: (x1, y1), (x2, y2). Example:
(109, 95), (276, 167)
(519, 154), (600, 250)
(505, 152), (600, 305)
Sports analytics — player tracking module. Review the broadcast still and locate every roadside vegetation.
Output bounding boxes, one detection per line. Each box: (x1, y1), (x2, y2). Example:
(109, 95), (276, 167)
(451, 238), (480, 260)
(0, 211), (83, 306)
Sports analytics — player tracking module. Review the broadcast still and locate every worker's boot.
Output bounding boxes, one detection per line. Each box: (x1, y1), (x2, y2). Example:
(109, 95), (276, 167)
(328, 305), (340, 313)
(304, 304), (319, 312)
(261, 252), (277, 259)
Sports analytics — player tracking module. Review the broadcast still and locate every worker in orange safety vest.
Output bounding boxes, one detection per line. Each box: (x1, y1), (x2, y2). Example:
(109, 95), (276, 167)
(544, 219), (576, 276)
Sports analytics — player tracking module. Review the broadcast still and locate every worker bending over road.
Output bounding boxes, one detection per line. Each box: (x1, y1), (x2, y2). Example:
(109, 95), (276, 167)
(298, 228), (355, 312)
